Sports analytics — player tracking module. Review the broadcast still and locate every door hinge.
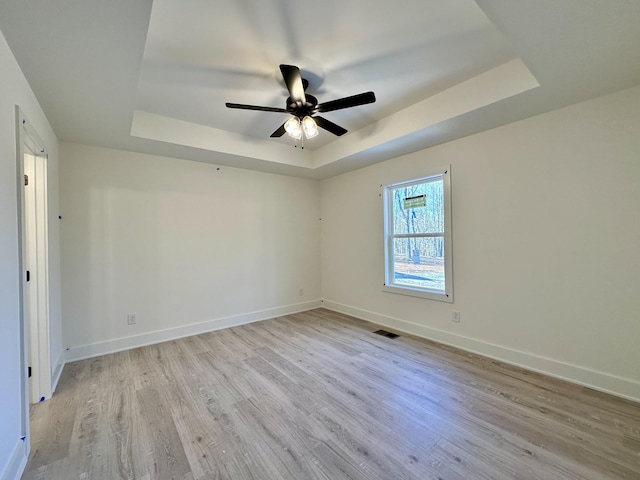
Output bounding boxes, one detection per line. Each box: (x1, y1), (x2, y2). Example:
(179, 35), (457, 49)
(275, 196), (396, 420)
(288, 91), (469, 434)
(24, 174), (29, 186)
(28, 367), (32, 378)
(26, 270), (30, 282)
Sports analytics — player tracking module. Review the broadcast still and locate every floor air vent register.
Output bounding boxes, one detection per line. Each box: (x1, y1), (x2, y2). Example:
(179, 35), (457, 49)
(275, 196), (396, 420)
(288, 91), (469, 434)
(373, 330), (400, 339)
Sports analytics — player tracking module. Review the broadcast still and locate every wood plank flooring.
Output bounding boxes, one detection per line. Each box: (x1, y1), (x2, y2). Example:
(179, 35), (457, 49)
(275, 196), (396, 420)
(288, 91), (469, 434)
(22, 309), (640, 479)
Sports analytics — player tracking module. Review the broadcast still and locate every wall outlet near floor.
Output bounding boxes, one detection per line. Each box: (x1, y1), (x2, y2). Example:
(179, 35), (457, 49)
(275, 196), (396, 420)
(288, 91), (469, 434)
(298, 288), (304, 296)
(127, 313), (137, 325)
(451, 311), (461, 323)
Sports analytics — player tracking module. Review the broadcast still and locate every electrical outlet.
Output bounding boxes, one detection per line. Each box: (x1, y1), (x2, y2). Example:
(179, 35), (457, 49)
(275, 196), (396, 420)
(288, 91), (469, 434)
(298, 288), (304, 296)
(451, 311), (461, 323)
(127, 313), (137, 325)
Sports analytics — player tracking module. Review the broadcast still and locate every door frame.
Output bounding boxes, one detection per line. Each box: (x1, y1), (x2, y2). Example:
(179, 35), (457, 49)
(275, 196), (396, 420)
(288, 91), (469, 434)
(16, 106), (52, 422)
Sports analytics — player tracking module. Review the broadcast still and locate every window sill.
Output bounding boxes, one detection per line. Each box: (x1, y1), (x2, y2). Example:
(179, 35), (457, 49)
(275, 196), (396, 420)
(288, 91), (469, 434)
(382, 283), (453, 303)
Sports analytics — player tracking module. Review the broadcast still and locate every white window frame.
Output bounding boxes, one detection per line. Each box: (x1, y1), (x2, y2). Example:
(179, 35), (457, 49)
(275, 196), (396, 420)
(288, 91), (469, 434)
(382, 166), (453, 302)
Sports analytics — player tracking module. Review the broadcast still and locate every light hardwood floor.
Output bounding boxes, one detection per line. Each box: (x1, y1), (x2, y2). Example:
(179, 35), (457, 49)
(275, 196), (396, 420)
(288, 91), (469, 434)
(23, 309), (640, 479)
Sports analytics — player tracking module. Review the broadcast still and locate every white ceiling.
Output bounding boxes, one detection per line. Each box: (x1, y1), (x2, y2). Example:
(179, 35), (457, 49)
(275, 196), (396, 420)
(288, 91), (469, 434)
(1, 0), (640, 179)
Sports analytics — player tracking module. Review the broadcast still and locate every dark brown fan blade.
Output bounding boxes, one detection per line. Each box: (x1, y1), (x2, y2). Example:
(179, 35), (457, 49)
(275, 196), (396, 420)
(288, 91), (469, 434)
(225, 102), (287, 113)
(270, 123), (287, 137)
(316, 91), (376, 113)
(280, 64), (306, 107)
(314, 116), (348, 136)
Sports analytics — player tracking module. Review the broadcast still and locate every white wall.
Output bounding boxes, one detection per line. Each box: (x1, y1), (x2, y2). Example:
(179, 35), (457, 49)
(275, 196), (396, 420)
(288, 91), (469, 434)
(321, 85), (640, 401)
(60, 143), (321, 360)
(0, 29), (61, 480)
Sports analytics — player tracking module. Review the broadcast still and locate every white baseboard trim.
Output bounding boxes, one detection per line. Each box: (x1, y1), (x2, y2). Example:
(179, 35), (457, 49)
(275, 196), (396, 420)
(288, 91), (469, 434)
(322, 300), (640, 404)
(0, 438), (28, 480)
(65, 300), (322, 362)
(51, 348), (65, 394)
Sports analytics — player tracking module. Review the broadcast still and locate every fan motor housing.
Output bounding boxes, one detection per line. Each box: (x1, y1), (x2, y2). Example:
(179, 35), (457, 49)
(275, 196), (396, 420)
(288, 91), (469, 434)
(287, 94), (318, 117)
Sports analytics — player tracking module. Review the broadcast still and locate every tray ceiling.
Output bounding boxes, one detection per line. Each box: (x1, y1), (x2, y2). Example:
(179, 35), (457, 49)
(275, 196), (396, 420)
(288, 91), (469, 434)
(1, 0), (639, 178)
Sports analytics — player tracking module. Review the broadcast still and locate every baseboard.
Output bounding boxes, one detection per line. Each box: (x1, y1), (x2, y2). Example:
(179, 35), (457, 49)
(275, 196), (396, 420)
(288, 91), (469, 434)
(0, 438), (28, 480)
(322, 300), (640, 403)
(65, 300), (322, 362)
(51, 348), (65, 394)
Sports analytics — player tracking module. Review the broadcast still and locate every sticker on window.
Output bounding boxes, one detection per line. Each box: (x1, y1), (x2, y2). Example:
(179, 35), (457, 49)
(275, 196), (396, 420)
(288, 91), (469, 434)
(403, 194), (426, 209)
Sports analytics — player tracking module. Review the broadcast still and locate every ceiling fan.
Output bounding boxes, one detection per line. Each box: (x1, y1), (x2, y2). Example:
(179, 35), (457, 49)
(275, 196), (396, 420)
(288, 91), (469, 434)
(225, 64), (376, 140)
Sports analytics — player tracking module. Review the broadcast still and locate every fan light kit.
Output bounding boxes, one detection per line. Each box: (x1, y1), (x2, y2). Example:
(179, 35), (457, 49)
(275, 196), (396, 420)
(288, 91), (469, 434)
(284, 116), (319, 140)
(226, 64), (376, 147)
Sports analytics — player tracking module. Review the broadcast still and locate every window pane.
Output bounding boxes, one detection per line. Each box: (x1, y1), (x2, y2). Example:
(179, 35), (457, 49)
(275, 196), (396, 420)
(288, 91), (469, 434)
(392, 179), (444, 235)
(391, 237), (445, 291)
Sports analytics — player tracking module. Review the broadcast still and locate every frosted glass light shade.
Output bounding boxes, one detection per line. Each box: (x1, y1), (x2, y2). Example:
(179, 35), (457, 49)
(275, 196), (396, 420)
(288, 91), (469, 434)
(284, 117), (302, 139)
(302, 116), (318, 139)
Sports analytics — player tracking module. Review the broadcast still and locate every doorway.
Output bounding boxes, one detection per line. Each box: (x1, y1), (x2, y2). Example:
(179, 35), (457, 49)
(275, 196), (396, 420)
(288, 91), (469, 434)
(16, 107), (52, 439)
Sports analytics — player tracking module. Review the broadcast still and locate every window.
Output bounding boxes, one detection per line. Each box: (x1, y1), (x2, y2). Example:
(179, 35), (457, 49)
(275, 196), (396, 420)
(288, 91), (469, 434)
(383, 167), (453, 302)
